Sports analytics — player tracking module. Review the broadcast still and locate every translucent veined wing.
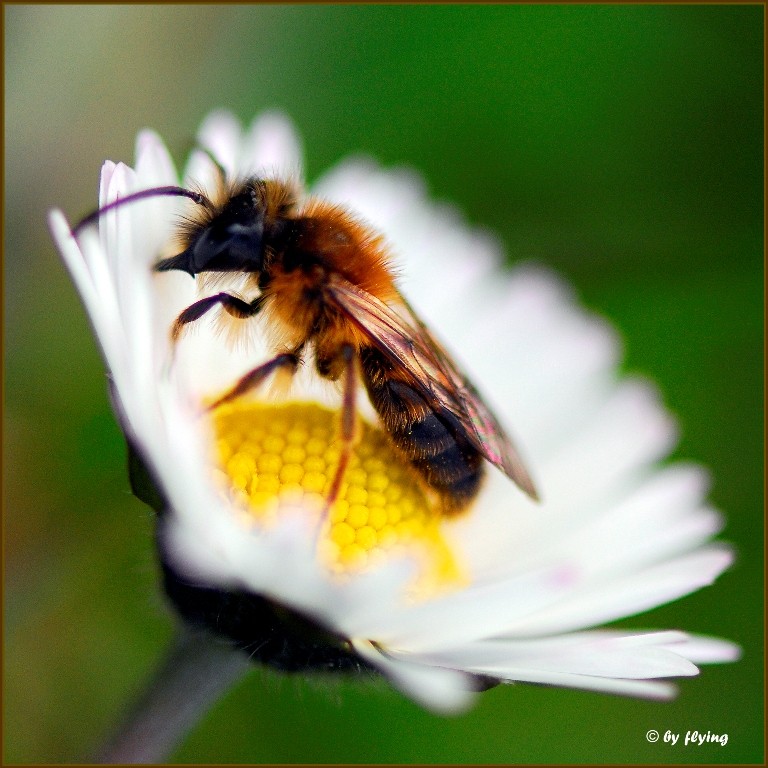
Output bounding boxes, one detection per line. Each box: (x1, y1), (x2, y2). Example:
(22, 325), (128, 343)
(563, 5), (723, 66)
(326, 274), (538, 500)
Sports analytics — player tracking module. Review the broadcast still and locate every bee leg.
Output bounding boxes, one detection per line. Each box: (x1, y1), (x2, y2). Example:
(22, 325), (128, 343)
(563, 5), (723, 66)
(171, 293), (265, 343)
(206, 346), (303, 411)
(321, 344), (359, 520)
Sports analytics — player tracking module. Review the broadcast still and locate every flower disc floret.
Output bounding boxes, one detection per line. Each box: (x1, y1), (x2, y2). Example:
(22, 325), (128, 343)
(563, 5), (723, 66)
(212, 400), (463, 596)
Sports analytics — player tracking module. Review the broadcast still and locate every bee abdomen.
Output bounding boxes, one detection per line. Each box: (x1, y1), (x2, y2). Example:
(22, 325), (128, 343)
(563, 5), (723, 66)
(396, 411), (483, 511)
(362, 355), (483, 512)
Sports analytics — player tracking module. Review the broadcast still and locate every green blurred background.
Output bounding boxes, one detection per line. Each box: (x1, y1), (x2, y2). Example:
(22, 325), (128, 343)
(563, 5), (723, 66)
(4, 5), (763, 764)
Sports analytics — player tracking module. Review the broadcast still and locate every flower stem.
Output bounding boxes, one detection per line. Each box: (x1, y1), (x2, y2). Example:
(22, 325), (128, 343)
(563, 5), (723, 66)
(93, 625), (252, 764)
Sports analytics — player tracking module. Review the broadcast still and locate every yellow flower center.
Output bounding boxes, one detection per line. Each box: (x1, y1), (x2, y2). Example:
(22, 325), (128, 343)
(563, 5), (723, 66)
(210, 401), (464, 597)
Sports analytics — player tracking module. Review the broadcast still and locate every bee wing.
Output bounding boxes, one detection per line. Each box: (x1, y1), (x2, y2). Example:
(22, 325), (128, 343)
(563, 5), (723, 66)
(326, 275), (539, 500)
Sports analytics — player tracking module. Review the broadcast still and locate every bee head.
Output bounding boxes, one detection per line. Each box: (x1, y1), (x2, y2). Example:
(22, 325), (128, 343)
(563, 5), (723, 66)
(156, 186), (266, 277)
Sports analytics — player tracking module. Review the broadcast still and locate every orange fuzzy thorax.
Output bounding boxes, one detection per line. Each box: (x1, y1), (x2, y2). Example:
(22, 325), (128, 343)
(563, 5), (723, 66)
(265, 195), (399, 359)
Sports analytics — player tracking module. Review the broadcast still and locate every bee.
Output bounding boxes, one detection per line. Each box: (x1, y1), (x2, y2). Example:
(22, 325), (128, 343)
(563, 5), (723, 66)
(73, 173), (538, 515)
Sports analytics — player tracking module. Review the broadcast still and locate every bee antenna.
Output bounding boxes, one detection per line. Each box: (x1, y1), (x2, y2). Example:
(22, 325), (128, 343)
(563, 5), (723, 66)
(71, 186), (209, 237)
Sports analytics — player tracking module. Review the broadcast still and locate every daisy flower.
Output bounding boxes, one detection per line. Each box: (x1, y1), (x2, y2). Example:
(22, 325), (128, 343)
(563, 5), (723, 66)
(49, 110), (738, 719)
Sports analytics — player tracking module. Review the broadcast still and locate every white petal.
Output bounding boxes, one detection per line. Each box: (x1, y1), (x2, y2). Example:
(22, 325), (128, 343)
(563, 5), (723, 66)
(49, 211), (100, 327)
(495, 465), (723, 586)
(69, 227), (128, 396)
(497, 671), (678, 699)
(661, 634), (742, 664)
(196, 110), (243, 180)
(352, 639), (476, 714)
(467, 269), (621, 453)
(133, 129), (183, 264)
(504, 545), (734, 635)
(536, 379), (678, 513)
(413, 631), (699, 679)
(135, 129), (178, 189)
(183, 148), (221, 191)
(347, 564), (574, 653)
(240, 111), (303, 180)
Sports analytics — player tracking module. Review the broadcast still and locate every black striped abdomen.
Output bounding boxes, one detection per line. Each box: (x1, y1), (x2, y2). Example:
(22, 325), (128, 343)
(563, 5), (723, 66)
(361, 348), (483, 512)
